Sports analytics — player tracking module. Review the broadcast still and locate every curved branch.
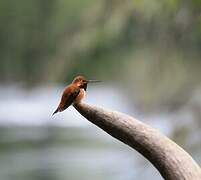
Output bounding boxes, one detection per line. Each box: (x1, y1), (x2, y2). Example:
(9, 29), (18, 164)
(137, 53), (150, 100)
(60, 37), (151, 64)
(74, 103), (201, 180)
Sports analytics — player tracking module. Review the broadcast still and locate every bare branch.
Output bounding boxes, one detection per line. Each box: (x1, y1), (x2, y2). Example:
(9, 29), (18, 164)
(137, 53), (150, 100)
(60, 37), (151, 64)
(74, 103), (201, 180)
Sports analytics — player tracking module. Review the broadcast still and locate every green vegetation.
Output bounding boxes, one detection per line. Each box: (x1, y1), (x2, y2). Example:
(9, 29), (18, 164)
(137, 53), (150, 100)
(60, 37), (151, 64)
(0, 1), (201, 179)
(1, 0), (201, 110)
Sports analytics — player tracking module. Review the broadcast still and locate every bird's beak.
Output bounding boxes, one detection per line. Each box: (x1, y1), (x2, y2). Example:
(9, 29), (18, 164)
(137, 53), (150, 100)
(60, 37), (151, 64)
(87, 80), (101, 83)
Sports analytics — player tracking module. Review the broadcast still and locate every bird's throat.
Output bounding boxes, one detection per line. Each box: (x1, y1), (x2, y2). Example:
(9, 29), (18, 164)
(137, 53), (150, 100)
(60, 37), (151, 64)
(74, 89), (85, 104)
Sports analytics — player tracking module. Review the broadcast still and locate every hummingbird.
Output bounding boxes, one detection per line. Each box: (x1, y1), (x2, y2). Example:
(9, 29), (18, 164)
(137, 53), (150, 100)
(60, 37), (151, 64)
(52, 75), (100, 115)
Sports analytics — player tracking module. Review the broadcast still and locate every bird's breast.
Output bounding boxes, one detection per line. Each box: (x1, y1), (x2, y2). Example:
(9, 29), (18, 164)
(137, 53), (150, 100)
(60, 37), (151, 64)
(74, 89), (85, 104)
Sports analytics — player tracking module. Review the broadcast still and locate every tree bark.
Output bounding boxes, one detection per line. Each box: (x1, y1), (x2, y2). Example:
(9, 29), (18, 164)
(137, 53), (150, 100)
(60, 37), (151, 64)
(74, 103), (201, 180)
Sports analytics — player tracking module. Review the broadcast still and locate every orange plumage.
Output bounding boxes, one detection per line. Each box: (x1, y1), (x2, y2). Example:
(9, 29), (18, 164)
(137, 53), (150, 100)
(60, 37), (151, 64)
(52, 75), (100, 115)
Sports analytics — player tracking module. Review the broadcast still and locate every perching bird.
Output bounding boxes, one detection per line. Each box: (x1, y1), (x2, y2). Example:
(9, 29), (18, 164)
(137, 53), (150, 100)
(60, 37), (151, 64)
(52, 75), (100, 115)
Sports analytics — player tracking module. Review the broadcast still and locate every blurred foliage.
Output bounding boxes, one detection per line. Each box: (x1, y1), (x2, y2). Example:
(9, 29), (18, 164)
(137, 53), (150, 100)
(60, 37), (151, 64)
(1, 0), (201, 111)
(0, 1), (201, 179)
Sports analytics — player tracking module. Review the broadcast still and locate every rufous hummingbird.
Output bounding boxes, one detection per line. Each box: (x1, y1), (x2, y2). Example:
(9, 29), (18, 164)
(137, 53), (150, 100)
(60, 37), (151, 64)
(52, 75), (100, 115)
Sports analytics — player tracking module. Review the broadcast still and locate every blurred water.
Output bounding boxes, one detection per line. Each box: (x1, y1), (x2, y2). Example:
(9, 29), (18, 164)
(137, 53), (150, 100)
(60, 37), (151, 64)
(0, 85), (135, 126)
(0, 126), (163, 180)
(0, 85), (200, 180)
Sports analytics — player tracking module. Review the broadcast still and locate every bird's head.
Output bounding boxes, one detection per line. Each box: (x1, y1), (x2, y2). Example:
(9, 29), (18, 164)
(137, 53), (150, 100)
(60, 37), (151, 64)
(72, 75), (100, 90)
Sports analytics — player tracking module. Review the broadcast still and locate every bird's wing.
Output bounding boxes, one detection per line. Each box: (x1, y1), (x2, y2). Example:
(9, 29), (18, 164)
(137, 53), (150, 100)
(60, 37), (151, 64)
(60, 86), (80, 110)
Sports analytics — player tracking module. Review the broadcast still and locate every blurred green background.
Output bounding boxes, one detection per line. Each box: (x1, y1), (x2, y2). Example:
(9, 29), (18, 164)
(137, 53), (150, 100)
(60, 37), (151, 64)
(0, 0), (201, 180)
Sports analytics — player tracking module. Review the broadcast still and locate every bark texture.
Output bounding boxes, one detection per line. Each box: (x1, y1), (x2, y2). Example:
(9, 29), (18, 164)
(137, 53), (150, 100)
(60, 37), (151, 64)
(74, 103), (201, 180)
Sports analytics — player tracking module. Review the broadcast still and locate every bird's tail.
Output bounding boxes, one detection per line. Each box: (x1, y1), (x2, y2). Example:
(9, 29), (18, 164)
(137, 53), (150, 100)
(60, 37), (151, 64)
(52, 108), (59, 116)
